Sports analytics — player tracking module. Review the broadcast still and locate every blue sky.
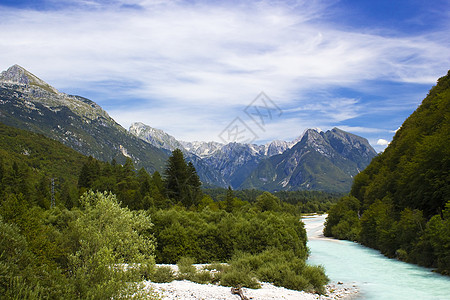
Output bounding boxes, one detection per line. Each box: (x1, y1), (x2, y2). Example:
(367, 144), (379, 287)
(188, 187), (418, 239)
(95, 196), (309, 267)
(0, 0), (449, 152)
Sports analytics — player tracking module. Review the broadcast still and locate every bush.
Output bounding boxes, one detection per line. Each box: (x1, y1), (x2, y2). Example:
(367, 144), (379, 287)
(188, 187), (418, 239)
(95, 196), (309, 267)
(219, 268), (261, 289)
(134, 263), (156, 281)
(192, 270), (214, 284)
(204, 262), (229, 272)
(177, 257), (196, 275)
(150, 266), (176, 283)
(302, 265), (328, 294)
(67, 191), (156, 298)
(152, 209), (308, 263)
(220, 249), (328, 293)
(176, 257), (197, 280)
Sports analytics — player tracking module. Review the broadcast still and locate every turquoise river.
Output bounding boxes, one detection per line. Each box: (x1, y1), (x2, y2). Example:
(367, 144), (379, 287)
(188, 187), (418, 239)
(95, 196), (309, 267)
(303, 214), (450, 300)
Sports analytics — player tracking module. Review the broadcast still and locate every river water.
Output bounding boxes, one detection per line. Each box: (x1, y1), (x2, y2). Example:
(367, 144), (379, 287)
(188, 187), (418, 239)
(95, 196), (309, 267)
(303, 214), (450, 300)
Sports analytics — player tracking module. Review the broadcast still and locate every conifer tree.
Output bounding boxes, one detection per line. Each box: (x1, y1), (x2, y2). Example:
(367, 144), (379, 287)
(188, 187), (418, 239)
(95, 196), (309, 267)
(186, 162), (202, 208)
(225, 186), (234, 213)
(78, 156), (100, 189)
(164, 149), (202, 208)
(165, 149), (188, 204)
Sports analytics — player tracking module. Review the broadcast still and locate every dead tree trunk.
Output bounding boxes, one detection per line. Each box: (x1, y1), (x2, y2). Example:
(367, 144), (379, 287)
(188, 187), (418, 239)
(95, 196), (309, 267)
(231, 286), (249, 300)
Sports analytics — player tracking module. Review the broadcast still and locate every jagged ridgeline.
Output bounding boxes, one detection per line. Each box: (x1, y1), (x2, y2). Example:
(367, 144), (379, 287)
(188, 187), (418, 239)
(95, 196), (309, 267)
(0, 65), (168, 173)
(131, 123), (377, 192)
(1, 65), (377, 192)
(325, 70), (450, 274)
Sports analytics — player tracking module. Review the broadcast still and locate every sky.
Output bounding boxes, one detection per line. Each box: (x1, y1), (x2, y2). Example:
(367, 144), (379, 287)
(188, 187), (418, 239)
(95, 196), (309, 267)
(0, 0), (449, 152)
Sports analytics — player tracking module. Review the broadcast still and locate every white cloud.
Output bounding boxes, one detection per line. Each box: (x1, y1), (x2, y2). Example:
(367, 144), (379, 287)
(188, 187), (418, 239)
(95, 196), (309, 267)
(0, 0), (448, 145)
(390, 126), (402, 133)
(377, 139), (390, 146)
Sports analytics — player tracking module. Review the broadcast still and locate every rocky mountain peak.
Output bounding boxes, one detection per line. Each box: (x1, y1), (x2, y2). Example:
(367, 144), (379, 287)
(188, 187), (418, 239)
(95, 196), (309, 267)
(129, 122), (185, 152)
(1, 64), (59, 94)
(301, 128), (325, 144)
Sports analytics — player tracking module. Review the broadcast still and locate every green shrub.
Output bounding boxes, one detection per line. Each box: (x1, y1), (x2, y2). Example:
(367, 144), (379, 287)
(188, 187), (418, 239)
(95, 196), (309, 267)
(219, 268), (261, 289)
(176, 257), (197, 280)
(152, 209), (308, 263)
(134, 263), (156, 281)
(150, 266), (176, 283)
(204, 262), (229, 272)
(282, 273), (310, 291)
(302, 265), (328, 294)
(177, 257), (196, 275)
(221, 249), (328, 294)
(3, 276), (46, 300)
(192, 270), (214, 284)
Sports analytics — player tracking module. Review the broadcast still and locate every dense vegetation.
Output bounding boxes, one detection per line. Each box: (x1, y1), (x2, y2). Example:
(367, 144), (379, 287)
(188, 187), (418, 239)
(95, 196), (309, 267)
(0, 123), (330, 298)
(204, 188), (340, 213)
(324, 71), (450, 274)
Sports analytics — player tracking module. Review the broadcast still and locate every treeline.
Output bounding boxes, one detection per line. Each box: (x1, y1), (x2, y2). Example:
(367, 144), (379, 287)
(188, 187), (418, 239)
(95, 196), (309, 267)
(77, 149), (340, 214)
(204, 188), (340, 213)
(0, 124), (330, 298)
(324, 71), (450, 275)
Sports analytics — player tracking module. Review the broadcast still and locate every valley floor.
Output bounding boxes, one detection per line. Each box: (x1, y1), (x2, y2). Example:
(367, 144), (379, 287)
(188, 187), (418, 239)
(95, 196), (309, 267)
(144, 279), (359, 300)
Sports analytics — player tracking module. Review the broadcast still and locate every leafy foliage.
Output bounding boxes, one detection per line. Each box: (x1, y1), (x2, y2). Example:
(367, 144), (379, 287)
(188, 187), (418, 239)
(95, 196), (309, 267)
(68, 191), (155, 298)
(221, 250), (328, 293)
(151, 208), (308, 264)
(325, 71), (450, 274)
(0, 122), (331, 295)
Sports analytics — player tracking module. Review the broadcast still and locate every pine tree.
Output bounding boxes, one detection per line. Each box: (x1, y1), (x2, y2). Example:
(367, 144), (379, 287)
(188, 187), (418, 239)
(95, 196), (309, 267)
(164, 149), (188, 204)
(78, 156), (100, 189)
(225, 186), (234, 213)
(164, 149), (202, 208)
(186, 162), (202, 208)
(151, 171), (167, 209)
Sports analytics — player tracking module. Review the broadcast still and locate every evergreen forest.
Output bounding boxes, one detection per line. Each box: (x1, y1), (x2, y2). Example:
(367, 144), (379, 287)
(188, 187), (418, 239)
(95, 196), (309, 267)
(0, 123), (333, 298)
(324, 71), (450, 275)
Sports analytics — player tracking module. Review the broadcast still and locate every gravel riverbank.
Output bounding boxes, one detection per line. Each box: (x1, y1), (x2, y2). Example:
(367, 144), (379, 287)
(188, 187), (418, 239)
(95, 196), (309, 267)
(144, 279), (358, 300)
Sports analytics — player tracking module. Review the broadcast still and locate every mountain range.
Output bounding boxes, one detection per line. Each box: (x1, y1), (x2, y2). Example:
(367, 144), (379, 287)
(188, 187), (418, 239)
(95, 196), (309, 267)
(0, 65), (377, 192)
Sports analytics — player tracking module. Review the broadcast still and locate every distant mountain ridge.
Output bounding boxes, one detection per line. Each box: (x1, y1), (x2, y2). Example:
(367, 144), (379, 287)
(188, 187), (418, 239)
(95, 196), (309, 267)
(0, 65), (377, 192)
(129, 122), (377, 192)
(241, 128), (376, 192)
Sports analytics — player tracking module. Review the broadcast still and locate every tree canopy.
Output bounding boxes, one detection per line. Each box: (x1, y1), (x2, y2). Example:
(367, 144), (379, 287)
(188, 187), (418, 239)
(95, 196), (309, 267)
(325, 70), (450, 274)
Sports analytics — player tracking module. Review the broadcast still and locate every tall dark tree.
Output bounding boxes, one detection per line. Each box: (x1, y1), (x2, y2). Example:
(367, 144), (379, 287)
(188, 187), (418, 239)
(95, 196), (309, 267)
(78, 156), (101, 189)
(164, 149), (188, 204)
(116, 158), (139, 209)
(151, 171), (168, 209)
(4, 161), (31, 197)
(225, 186), (234, 213)
(164, 149), (202, 208)
(137, 168), (152, 197)
(186, 162), (202, 208)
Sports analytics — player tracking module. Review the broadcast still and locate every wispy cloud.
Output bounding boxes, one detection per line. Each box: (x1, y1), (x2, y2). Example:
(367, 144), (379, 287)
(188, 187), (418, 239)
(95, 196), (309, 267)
(0, 0), (448, 146)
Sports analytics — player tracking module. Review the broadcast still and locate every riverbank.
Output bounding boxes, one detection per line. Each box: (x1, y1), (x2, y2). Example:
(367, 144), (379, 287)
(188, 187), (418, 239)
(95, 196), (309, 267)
(142, 262), (358, 300)
(144, 279), (359, 300)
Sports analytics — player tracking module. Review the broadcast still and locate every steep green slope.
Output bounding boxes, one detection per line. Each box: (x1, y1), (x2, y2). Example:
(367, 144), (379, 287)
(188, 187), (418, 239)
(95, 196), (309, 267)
(0, 122), (88, 185)
(325, 70), (450, 274)
(0, 65), (168, 173)
(351, 70), (449, 218)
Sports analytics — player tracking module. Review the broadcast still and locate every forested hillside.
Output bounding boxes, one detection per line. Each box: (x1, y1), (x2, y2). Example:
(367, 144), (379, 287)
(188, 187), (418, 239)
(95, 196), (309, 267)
(0, 122), (330, 298)
(324, 71), (450, 274)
